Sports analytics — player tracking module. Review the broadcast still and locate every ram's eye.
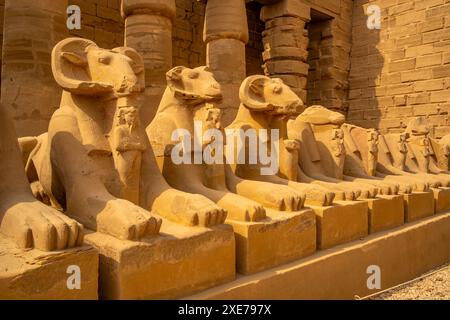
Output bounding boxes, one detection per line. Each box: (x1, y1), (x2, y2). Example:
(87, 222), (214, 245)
(98, 55), (111, 64)
(189, 72), (199, 79)
(273, 86), (282, 94)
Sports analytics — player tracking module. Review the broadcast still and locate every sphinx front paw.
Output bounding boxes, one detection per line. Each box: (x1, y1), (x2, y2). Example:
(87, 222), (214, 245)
(221, 198), (266, 222)
(97, 199), (162, 240)
(153, 190), (227, 227)
(265, 188), (304, 211)
(181, 194), (227, 227)
(169, 193), (227, 227)
(0, 201), (84, 251)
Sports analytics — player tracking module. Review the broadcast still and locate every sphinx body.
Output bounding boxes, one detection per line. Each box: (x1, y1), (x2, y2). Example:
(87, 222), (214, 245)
(225, 75), (335, 207)
(430, 133), (450, 171)
(287, 105), (380, 200)
(375, 117), (450, 190)
(147, 66), (308, 222)
(339, 123), (413, 194)
(400, 117), (450, 186)
(376, 132), (433, 191)
(374, 117), (450, 191)
(22, 38), (226, 241)
(0, 104), (84, 251)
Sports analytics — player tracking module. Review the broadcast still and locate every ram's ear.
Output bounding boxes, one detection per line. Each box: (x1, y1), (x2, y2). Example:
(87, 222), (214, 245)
(113, 46), (145, 91)
(60, 52), (87, 67)
(239, 75), (272, 111)
(249, 80), (264, 97)
(166, 66), (185, 84)
(52, 37), (113, 95)
(201, 65), (212, 73)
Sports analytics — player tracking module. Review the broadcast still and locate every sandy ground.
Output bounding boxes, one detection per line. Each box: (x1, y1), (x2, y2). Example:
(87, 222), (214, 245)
(370, 263), (450, 300)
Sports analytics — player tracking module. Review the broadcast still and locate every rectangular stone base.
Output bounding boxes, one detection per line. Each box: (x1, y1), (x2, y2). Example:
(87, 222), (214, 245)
(188, 211), (450, 300)
(227, 208), (316, 275)
(404, 191), (435, 222)
(0, 234), (98, 300)
(433, 187), (450, 214)
(84, 221), (235, 300)
(366, 195), (404, 233)
(310, 200), (368, 250)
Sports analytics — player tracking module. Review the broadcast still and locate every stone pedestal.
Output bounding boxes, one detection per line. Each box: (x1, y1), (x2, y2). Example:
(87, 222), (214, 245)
(310, 200), (368, 250)
(121, 0), (176, 126)
(189, 211), (450, 300)
(0, 234), (98, 300)
(85, 220), (235, 299)
(432, 187), (450, 214)
(403, 191), (435, 222)
(204, 0), (248, 126)
(227, 208), (316, 275)
(366, 195), (404, 233)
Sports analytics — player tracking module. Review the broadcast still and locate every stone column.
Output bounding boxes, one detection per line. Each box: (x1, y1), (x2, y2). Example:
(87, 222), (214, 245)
(0, 0), (5, 83)
(260, 0), (310, 103)
(121, 0), (176, 126)
(204, 0), (249, 127)
(1, 0), (68, 137)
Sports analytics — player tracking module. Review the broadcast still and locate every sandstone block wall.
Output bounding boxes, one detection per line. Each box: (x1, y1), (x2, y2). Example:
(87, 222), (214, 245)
(1, 0), (69, 137)
(68, 0), (124, 49)
(260, 0), (311, 103)
(172, 0), (206, 68)
(67, 0), (206, 67)
(259, 0), (352, 112)
(246, 1), (265, 76)
(0, 0), (208, 136)
(304, 0), (353, 112)
(3, 0), (450, 138)
(347, 0), (450, 137)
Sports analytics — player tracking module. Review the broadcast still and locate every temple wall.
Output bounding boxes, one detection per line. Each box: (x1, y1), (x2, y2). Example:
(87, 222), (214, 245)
(68, 0), (207, 65)
(0, 0), (68, 137)
(347, 0), (450, 137)
(246, 1), (265, 76)
(68, 0), (124, 49)
(259, 0), (352, 111)
(172, 0), (206, 68)
(0, 0), (208, 136)
(303, 0), (353, 112)
(2, 0), (450, 137)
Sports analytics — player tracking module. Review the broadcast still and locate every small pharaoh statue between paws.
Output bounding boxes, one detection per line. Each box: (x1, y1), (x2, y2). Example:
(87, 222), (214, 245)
(443, 144), (450, 169)
(193, 102), (223, 187)
(367, 129), (379, 176)
(280, 138), (301, 181)
(194, 103), (222, 149)
(113, 106), (146, 204)
(419, 136), (433, 172)
(433, 134), (450, 170)
(395, 132), (409, 169)
(331, 128), (346, 171)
